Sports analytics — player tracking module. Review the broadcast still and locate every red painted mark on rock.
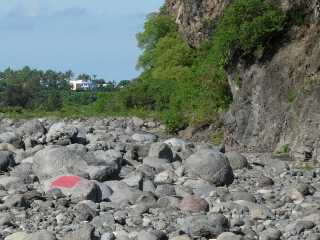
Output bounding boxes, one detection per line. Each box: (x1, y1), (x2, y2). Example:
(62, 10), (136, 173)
(51, 176), (81, 189)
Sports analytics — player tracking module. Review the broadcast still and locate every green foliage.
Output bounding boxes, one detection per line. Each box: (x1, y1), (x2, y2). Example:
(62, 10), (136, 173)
(211, 130), (225, 145)
(287, 89), (297, 103)
(211, 0), (285, 70)
(277, 144), (290, 154)
(96, 0), (285, 133)
(286, 4), (308, 26)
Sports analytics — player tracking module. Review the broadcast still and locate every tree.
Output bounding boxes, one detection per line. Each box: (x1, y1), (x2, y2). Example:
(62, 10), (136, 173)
(117, 80), (131, 89)
(78, 74), (91, 80)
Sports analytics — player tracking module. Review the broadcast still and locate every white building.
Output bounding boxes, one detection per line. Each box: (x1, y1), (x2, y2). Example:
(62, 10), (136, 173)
(69, 79), (95, 91)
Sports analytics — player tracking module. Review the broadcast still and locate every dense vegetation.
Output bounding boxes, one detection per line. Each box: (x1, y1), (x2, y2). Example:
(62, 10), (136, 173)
(0, 0), (286, 132)
(96, 0), (285, 132)
(0, 67), (122, 117)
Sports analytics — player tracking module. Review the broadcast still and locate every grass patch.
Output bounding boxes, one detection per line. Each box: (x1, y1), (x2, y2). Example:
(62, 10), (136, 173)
(211, 130), (225, 145)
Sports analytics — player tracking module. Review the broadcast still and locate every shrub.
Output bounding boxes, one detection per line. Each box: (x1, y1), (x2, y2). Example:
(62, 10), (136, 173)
(211, 0), (285, 69)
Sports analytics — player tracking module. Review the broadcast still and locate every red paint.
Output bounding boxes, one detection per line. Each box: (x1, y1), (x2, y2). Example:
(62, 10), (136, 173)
(51, 176), (81, 189)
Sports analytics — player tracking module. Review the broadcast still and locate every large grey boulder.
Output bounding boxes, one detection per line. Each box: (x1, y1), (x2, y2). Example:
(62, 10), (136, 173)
(0, 132), (21, 148)
(0, 151), (15, 171)
(177, 214), (229, 238)
(63, 224), (97, 240)
(148, 143), (174, 161)
(46, 122), (78, 145)
(106, 181), (142, 204)
(43, 175), (101, 203)
(24, 230), (56, 240)
(32, 146), (89, 180)
(143, 157), (171, 170)
(17, 119), (46, 139)
(225, 151), (249, 170)
(185, 149), (234, 186)
(164, 138), (188, 152)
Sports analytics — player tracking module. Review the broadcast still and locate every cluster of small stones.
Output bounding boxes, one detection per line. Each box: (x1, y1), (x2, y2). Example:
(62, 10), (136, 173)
(0, 117), (319, 240)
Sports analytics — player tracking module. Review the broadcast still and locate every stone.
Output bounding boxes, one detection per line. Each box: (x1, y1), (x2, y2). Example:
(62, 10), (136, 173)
(267, 159), (289, 174)
(259, 228), (282, 240)
(155, 184), (176, 198)
(179, 195), (209, 213)
(4, 232), (28, 240)
(217, 232), (243, 240)
(32, 146), (89, 180)
(137, 230), (162, 240)
(101, 233), (115, 240)
(0, 132), (21, 148)
(164, 138), (188, 152)
(185, 149), (234, 186)
(154, 170), (178, 184)
(43, 175), (101, 202)
(46, 122), (78, 145)
(132, 117), (144, 127)
(24, 231), (56, 240)
(143, 157), (171, 170)
(169, 236), (191, 240)
(107, 181), (142, 204)
(148, 143), (174, 161)
(17, 119), (46, 138)
(294, 221), (315, 234)
(0, 213), (12, 226)
(63, 224), (96, 240)
(0, 151), (15, 171)
(225, 151), (249, 170)
(234, 200), (273, 220)
(177, 214), (229, 238)
(132, 132), (158, 143)
(0, 176), (22, 190)
(122, 171), (143, 188)
(73, 201), (98, 221)
(94, 181), (113, 201)
(226, 191), (256, 203)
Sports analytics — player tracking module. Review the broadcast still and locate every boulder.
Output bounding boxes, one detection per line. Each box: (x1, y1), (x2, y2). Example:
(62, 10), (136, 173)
(164, 138), (188, 152)
(217, 232), (243, 240)
(43, 175), (101, 202)
(148, 143), (174, 161)
(4, 232), (28, 240)
(179, 195), (209, 213)
(177, 214), (229, 238)
(32, 146), (89, 180)
(0, 132), (21, 148)
(234, 200), (273, 220)
(107, 181), (142, 204)
(185, 149), (234, 186)
(24, 231), (56, 240)
(132, 132), (158, 143)
(225, 151), (249, 170)
(0, 151), (15, 171)
(143, 157), (171, 170)
(46, 122), (78, 145)
(17, 119), (46, 138)
(63, 224), (96, 240)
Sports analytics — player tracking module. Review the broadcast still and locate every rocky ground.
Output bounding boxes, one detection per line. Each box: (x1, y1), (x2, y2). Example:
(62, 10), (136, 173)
(0, 118), (319, 240)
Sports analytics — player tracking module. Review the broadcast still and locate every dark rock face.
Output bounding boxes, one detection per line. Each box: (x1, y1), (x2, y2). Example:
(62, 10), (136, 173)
(225, 20), (320, 160)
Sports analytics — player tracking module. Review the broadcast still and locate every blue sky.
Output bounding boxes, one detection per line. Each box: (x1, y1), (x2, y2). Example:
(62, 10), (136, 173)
(0, 0), (164, 82)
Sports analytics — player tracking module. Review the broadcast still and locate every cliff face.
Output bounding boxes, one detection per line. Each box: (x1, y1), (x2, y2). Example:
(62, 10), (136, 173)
(167, 0), (320, 161)
(166, 0), (231, 47)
